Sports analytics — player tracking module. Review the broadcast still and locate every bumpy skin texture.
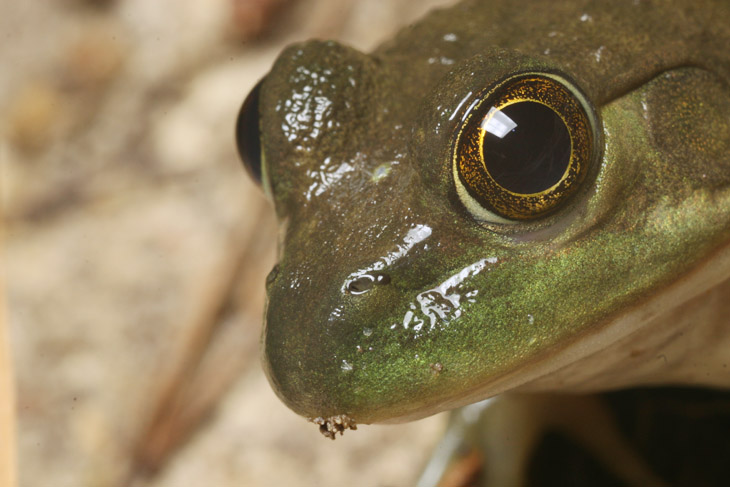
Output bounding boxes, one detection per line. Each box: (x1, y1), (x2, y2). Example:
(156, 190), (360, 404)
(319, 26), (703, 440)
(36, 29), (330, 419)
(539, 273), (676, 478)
(256, 0), (730, 426)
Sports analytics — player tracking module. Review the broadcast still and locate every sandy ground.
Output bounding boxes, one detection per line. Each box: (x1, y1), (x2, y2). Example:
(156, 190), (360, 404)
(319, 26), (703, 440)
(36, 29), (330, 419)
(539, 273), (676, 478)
(2, 1), (460, 486)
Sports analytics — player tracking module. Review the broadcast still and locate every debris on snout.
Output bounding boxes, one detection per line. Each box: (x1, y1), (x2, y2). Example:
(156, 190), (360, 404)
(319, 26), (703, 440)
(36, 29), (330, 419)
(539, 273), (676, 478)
(311, 415), (357, 440)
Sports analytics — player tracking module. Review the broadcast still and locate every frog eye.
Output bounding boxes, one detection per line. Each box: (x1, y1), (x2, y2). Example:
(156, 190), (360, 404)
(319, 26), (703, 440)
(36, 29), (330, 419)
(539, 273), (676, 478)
(235, 79), (264, 185)
(452, 73), (595, 223)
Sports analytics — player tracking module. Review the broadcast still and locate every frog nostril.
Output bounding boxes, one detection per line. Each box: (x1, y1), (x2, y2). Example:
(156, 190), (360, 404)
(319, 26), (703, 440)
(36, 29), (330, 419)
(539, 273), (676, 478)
(347, 275), (375, 295)
(346, 272), (391, 295)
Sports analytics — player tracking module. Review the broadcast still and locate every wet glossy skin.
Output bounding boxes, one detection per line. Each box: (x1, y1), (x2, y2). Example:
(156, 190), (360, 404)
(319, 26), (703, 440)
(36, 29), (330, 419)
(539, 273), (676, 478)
(252, 0), (730, 431)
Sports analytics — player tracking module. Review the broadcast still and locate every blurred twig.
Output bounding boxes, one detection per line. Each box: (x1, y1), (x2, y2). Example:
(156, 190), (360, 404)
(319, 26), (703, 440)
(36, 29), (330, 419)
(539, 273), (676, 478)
(0, 211), (18, 487)
(128, 199), (276, 481)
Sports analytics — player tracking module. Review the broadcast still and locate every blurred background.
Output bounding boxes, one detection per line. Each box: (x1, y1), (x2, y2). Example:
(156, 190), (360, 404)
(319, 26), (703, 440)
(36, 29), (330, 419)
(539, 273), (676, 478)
(1, 0), (459, 486)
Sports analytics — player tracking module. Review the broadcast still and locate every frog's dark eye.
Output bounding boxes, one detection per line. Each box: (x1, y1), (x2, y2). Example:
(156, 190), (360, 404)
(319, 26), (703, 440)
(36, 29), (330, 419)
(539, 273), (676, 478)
(236, 79), (264, 185)
(452, 73), (595, 223)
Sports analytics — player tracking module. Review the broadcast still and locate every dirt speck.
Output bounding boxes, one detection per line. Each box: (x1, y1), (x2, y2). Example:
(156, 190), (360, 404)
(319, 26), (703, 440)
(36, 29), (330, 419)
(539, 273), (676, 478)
(313, 415), (358, 439)
(430, 362), (444, 375)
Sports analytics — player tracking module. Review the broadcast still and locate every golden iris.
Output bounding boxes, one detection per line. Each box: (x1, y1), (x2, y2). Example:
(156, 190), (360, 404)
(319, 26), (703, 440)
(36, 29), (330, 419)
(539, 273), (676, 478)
(453, 73), (595, 222)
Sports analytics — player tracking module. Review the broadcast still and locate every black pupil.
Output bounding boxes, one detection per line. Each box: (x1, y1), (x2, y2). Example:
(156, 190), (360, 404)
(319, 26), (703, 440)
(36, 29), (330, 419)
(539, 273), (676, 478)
(235, 80), (263, 184)
(481, 101), (570, 194)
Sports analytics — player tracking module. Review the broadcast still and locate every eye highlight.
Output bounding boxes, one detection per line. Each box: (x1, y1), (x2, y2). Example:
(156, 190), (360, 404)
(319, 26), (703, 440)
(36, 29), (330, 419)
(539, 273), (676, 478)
(453, 73), (595, 223)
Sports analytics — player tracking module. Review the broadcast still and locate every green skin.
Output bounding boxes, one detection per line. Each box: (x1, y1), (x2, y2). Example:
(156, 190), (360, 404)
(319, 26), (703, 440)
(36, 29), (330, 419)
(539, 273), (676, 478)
(255, 0), (730, 428)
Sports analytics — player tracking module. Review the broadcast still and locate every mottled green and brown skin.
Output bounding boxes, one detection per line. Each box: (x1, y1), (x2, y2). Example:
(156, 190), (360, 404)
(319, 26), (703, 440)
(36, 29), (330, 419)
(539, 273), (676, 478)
(255, 0), (730, 433)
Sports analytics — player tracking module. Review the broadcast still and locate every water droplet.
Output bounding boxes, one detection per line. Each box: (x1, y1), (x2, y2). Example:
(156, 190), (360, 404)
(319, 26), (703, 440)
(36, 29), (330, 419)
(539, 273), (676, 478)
(372, 163), (391, 182)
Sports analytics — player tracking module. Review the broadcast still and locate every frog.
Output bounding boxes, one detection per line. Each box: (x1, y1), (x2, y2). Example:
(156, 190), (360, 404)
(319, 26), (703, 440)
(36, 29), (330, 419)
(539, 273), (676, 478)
(234, 0), (730, 485)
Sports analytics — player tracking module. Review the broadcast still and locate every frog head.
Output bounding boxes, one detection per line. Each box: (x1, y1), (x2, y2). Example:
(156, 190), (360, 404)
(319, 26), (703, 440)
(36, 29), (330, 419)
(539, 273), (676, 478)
(236, 1), (730, 436)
